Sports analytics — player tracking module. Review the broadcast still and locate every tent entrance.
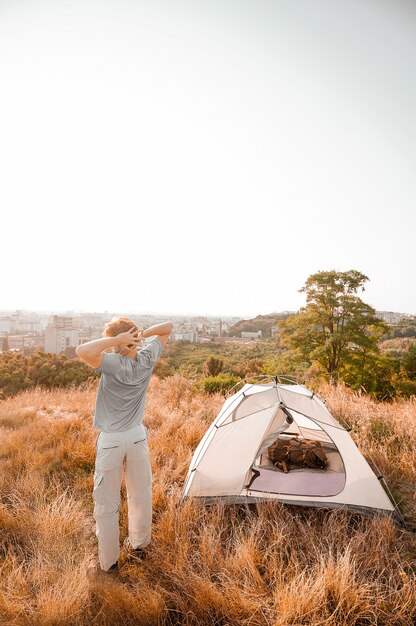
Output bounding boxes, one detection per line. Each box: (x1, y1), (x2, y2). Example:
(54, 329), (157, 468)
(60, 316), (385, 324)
(248, 439), (346, 497)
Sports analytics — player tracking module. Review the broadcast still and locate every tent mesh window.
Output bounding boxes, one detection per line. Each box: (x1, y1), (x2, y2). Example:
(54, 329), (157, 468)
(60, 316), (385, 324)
(251, 434), (346, 498)
(267, 436), (328, 473)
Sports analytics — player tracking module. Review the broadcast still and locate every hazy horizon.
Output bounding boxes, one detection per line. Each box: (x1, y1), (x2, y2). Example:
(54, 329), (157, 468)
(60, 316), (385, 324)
(0, 303), (413, 321)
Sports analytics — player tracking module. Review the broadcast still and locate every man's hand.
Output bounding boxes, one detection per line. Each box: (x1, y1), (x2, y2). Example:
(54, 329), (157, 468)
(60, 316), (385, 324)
(76, 326), (145, 367)
(116, 327), (141, 347)
(116, 327), (142, 354)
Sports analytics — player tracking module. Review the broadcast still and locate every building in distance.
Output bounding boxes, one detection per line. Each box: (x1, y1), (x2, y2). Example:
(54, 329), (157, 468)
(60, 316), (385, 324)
(44, 316), (79, 355)
(241, 331), (262, 340)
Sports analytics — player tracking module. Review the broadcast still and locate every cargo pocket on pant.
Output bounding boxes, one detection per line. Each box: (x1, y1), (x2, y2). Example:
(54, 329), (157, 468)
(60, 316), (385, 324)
(96, 447), (122, 475)
(93, 473), (106, 517)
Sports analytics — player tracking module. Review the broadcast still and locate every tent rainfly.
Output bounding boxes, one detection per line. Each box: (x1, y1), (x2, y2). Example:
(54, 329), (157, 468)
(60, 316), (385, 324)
(182, 378), (402, 524)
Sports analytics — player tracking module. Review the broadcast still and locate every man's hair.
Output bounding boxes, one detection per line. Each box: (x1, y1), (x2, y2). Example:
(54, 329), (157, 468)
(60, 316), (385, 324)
(103, 316), (138, 337)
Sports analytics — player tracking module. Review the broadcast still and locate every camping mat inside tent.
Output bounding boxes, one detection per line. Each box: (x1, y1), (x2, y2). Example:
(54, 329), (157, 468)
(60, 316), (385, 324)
(250, 441), (346, 497)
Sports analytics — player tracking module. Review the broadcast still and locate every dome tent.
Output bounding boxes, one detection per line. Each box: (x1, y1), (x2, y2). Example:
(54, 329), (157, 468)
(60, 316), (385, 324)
(182, 377), (402, 524)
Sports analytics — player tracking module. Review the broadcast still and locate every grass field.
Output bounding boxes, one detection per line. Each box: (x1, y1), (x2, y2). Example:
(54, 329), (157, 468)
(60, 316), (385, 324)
(0, 376), (415, 625)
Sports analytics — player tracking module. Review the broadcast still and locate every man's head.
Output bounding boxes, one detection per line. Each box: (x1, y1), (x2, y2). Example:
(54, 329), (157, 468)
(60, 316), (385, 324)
(103, 316), (138, 337)
(103, 317), (139, 352)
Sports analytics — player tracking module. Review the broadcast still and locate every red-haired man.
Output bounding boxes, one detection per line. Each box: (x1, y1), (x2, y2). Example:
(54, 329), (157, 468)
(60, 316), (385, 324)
(76, 317), (173, 573)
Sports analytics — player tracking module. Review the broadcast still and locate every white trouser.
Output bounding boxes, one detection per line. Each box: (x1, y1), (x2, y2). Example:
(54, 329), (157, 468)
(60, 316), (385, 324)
(93, 423), (152, 571)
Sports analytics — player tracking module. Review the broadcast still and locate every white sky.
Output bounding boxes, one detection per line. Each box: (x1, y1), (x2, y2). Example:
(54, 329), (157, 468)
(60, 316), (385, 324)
(1, 0), (415, 317)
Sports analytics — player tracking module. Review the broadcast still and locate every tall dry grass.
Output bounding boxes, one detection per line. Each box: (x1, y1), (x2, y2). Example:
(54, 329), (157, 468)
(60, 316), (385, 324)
(0, 376), (415, 625)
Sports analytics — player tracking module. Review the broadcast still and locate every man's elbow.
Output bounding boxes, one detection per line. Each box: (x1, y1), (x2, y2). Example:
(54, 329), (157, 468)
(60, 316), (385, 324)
(158, 323), (173, 348)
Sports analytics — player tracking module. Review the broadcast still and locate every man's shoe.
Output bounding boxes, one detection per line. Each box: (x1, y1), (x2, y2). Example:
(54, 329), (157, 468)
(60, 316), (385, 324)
(88, 561), (119, 579)
(130, 547), (147, 562)
(107, 561), (119, 572)
(123, 538), (148, 562)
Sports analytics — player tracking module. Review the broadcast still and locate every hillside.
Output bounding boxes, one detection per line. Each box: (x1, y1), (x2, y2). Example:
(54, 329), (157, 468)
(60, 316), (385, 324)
(0, 378), (415, 625)
(228, 313), (293, 338)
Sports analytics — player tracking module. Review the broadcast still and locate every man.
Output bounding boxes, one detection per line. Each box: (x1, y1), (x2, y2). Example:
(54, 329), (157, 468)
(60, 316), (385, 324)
(76, 316), (173, 573)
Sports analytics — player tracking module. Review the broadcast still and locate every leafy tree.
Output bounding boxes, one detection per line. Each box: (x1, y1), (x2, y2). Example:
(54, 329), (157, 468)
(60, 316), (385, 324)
(279, 270), (388, 385)
(392, 344), (416, 397)
(231, 357), (264, 379)
(401, 343), (416, 379)
(342, 352), (398, 398)
(384, 318), (416, 339)
(263, 351), (310, 383)
(0, 352), (97, 398)
(204, 356), (224, 377)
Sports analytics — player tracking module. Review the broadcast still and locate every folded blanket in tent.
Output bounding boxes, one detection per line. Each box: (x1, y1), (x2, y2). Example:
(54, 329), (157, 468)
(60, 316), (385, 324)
(267, 437), (328, 473)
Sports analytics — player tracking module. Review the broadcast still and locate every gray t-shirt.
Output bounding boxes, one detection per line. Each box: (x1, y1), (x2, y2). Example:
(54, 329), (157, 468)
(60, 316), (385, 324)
(93, 338), (162, 432)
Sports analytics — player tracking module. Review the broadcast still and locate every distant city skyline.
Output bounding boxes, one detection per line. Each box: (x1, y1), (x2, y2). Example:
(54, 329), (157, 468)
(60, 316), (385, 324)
(1, 0), (415, 317)
(0, 305), (411, 357)
(0, 306), (413, 321)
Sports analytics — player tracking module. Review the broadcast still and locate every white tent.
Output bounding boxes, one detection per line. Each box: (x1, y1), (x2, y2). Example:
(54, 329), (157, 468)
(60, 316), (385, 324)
(182, 379), (401, 522)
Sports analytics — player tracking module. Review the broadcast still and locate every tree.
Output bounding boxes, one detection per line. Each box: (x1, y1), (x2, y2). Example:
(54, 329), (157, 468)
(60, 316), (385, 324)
(204, 356), (224, 377)
(0, 351), (97, 398)
(279, 270), (387, 385)
(401, 343), (416, 379)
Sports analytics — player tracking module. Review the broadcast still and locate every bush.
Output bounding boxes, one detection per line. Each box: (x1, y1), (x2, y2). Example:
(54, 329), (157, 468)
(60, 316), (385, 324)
(0, 351), (97, 398)
(203, 374), (241, 395)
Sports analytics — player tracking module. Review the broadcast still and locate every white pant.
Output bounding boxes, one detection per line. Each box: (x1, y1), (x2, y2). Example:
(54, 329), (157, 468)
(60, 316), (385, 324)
(93, 424), (152, 571)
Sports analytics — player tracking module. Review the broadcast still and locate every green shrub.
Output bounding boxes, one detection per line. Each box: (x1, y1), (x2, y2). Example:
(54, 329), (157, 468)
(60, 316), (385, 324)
(203, 374), (241, 395)
(0, 352), (97, 398)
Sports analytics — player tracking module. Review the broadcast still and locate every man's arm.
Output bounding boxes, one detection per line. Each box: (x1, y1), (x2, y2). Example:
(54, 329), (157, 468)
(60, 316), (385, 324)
(76, 327), (141, 368)
(142, 321), (173, 348)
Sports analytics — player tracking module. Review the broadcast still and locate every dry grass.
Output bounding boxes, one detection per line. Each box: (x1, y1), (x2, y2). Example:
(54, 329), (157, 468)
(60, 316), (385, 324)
(0, 376), (415, 625)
